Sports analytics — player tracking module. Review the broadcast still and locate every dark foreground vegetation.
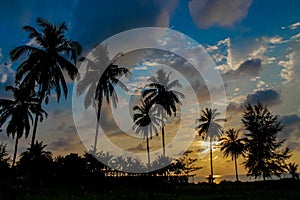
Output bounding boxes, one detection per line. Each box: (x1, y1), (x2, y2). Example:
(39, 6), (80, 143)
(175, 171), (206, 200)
(1, 179), (300, 200)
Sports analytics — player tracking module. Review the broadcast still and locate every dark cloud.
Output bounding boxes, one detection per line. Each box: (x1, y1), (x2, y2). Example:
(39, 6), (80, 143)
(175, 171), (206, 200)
(226, 58), (262, 78)
(226, 89), (281, 121)
(226, 102), (243, 113)
(279, 114), (300, 138)
(71, 0), (178, 50)
(245, 89), (281, 106)
(188, 0), (252, 29)
(281, 114), (300, 127)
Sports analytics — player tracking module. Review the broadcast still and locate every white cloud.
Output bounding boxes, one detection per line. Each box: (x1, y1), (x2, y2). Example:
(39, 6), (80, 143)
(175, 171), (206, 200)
(206, 44), (218, 52)
(26, 38), (40, 46)
(262, 36), (284, 44)
(249, 45), (267, 57)
(263, 57), (276, 64)
(255, 80), (267, 91)
(142, 61), (161, 67)
(291, 33), (300, 40)
(209, 38), (235, 73)
(134, 76), (149, 81)
(188, 0), (252, 28)
(278, 53), (295, 84)
(0, 73), (7, 83)
(289, 22), (300, 30)
(134, 65), (148, 71)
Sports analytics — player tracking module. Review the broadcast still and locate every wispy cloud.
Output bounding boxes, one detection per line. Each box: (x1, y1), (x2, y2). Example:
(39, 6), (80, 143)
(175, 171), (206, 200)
(290, 22), (300, 29)
(188, 0), (252, 28)
(278, 52), (295, 84)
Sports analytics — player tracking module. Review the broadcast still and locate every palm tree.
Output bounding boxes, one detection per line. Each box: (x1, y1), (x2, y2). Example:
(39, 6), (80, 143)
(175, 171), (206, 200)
(196, 108), (225, 183)
(142, 69), (184, 158)
(19, 141), (53, 184)
(9, 18), (82, 150)
(220, 128), (246, 181)
(286, 162), (299, 180)
(77, 45), (130, 153)
(0, 86), (46, 167)
(133, 100), (161, 167)
(19, 141), (52, 164)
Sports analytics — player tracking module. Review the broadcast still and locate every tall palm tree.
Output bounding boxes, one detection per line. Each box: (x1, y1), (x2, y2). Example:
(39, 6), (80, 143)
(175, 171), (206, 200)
(220, 128), (246, 181)
(142, 69), (184, 158)
(77, 45), (131, 153)
(133, 100), (161, 167)
(9, 18), (82, 150)
(0, 86), (46, 167)
(196, 108), (225, 183)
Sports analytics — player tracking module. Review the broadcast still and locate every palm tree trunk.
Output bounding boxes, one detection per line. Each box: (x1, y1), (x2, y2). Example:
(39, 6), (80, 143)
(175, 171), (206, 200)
(93, 105), (101, 154)
(234, 154), (239, 181)
(146, 137), (150, 168)
(161, 113), (165, 158)
(31, 114), (39, 150)
(12, 136), (19, 168)
(162, 126), (165, 158)
(31, 87), (43, 151)
(209, 138), (213, 183)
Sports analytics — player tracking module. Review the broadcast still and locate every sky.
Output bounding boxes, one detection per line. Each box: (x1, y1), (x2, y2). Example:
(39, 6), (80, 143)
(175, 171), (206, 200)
(0, 0), (300, 177)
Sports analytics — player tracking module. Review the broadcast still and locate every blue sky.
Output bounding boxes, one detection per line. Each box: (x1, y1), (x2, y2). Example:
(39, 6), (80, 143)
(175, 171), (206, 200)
(1, 0), (300, 176)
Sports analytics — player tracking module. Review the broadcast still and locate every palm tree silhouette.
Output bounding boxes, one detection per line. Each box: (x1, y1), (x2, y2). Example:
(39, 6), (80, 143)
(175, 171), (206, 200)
(133, 99), (161, 167)
(19, 141), (52, 184)
(77, 45), (131, 153)
(9, 18), (82, 150)
(142, 69), (184, 158)
(20, 140), (52, 161)
(286, 162), (299, 180)
(220, 128), (246, 182)
(0, 86), (46, 167)
(196, 108), (225, 183)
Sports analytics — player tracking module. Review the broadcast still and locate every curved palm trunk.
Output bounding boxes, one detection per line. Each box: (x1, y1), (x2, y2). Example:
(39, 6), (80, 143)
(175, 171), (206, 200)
(12, 136), (19, 168)
(234, 154), (239, 181)
(31, 114), (39, 150)
(209, 138), (214, 183)
(146, 137), (150, 168)
(93, 105), (101, 154)
(30, 88), (43, 151)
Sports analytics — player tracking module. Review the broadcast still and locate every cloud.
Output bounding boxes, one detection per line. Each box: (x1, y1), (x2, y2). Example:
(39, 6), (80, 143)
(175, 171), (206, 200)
(208, 38), (234, 73)
(279, 114), (300, 150)
(262, 36), (284, 44)
(226, 101), (243, 113)
(71, 0), (178, 49)
(278, 52), (295, 84)
(134, 65), (148, 71)
(188, 0), (252, 29)
(249, 46), (267, 57)
(225, 58), (262, 78)
(289, 22), (300, 30)
(291, 33), (300, 40)
(245, 89), (281, 106)
(0, 62), (15, 98)
(49, 135), (83, 152)
(281, 114), (300, 127)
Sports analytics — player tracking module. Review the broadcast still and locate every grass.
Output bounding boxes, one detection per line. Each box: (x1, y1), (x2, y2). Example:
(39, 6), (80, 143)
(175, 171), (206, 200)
(1, 179), (300, 200)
